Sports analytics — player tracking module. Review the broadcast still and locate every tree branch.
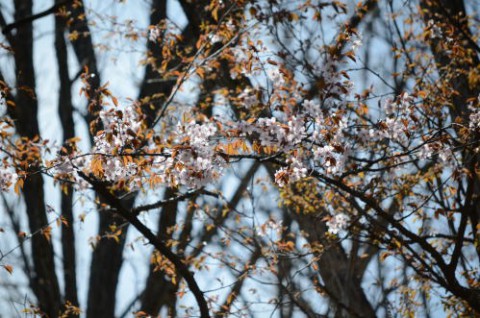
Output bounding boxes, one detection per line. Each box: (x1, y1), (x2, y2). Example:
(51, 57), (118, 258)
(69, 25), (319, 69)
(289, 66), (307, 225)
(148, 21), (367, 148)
(77, 171), (211, 318)
(1, 0), (72, 35)
(131, 189), (202, 215)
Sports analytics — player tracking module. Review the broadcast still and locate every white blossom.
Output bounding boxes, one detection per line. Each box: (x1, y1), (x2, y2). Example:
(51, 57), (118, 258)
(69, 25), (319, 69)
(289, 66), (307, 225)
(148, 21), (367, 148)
(209, 33), (223, 44)
(469, 105), (480, 130)
(93, 104), (143, 155)
(239, 116), (306, 150)
(427, 20), (442, 39)
(274, 167), (289, 187)
(290, 158), (308, 181)
(351, 36), (362, 51)
(256, 219), (283, 238)
(274, 158), (308, 187)
(0, 91), (6, 117)
(165, 120), (225, 188)
(438, 147), (454, 165)
(302, 99), (320, 118)
(238, 88), (259, 108)
(266, 68), (285, 86)
(419, 143), (436, 160)
(149, 26), (161, 42)
(0, 166), (18, 192)
(326, 213), (349, 234)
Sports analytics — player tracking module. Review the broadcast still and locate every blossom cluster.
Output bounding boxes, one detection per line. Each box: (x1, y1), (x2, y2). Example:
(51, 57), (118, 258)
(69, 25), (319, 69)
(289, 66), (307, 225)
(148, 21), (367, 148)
(0, 93), (17, 192)
(235, 96), (350, 186)
(357, 93), (416, 147)
(418, 141), (455, 166)
(326, 213), (349, 235)
(237, 88), (259, 109)
(164, 120), (225, 188)
(468, 104), (480, 130)
(92, 105), (142, 181)
(148, 23), (163, 43)
(274, 158), (308, 187)
(0, 30), (462, 200)
(239, 116), (307, 150)
(0, 164), (17, 192)
(256, 218), (283, 238)
(426, 19), (443, 39)
(46, 104), (145, 191)
(1, 83), (459, 198)
(95, 105), (143, 152)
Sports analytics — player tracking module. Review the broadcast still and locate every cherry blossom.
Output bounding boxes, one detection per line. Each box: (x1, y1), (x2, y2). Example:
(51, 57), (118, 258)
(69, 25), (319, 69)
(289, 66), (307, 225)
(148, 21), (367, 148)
(468, 104), (480, 130)
(326, 213), (349, 235)
(0, 91), (6, 116)
(148, 25), (161, 42)
(238, 88), (259, 108)
(266, 68), (286, 86)
(274, 158), (308, 187)
(164, 120), (226, 188)
(0, 165), (17, 192)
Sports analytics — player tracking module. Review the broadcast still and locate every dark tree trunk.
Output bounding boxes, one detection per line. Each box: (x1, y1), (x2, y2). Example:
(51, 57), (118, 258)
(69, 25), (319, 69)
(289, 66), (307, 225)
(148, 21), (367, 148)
(57, 2), (130, 316)
(86, 210), (130, 318)
(11, 1), (62, 316)
(55, 0), (79, 310)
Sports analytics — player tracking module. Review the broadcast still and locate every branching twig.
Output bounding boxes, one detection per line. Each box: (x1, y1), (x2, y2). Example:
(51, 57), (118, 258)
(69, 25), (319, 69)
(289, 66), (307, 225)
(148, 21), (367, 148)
(77, 171), (211, 318)
(2, 0), (72, 35)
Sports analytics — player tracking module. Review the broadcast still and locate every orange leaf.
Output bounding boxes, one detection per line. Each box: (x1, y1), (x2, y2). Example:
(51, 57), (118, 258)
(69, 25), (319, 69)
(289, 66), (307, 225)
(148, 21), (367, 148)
(380, 251), (393, 262)
(111, 96), (119, 107)
(212, 6), (219, 21)
(14, 178), (24, 195)
(3, 264), (13, 275)
(417, 90), (427, 99)
(41, 226), (52, 242)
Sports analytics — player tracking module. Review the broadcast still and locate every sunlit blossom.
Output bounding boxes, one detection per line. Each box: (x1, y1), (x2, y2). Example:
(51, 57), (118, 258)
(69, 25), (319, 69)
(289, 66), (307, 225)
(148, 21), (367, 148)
(326, 213), (349, 235)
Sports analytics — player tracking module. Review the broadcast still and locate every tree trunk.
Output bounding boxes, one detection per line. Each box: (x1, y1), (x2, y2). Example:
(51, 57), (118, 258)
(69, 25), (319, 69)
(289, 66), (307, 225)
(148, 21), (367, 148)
(55, 0), (79, 309)
(11, 1), (62, 316)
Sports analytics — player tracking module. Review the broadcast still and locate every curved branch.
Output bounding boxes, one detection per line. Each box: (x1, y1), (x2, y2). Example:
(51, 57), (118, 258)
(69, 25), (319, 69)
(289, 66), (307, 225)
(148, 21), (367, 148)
(1, 0), (72, 35)
(77, 171), (210, 318)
